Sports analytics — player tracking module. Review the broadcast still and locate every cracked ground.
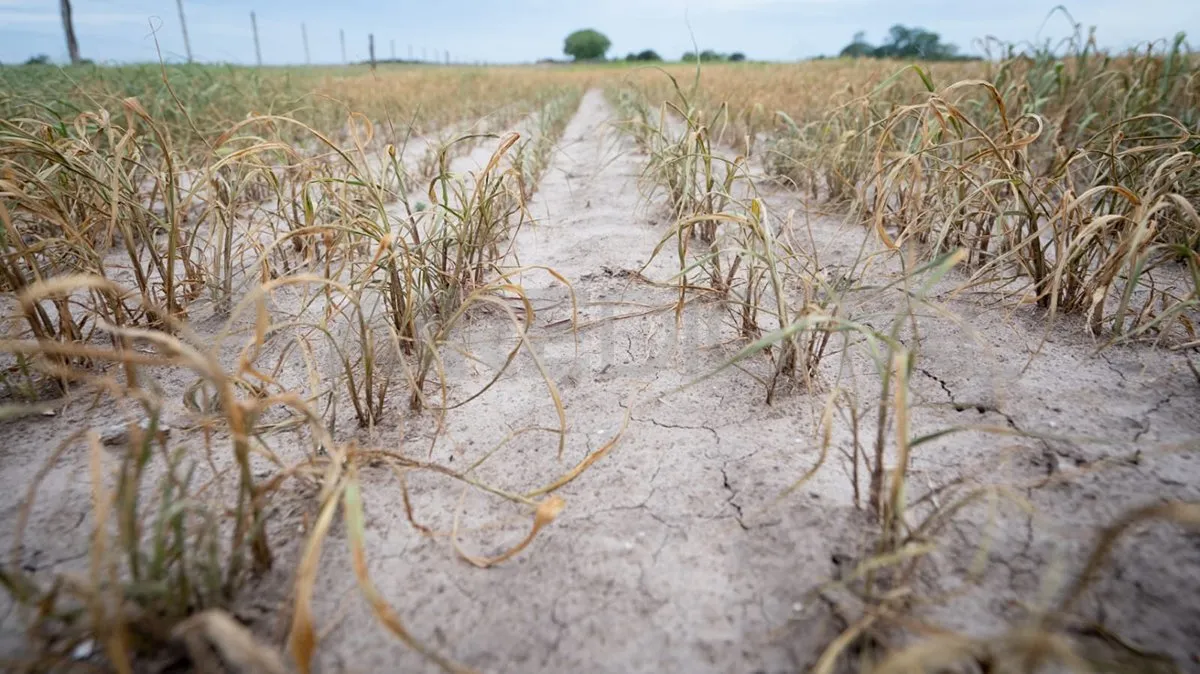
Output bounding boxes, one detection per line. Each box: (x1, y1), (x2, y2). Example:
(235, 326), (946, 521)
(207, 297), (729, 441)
(3, 89), (1199, 672)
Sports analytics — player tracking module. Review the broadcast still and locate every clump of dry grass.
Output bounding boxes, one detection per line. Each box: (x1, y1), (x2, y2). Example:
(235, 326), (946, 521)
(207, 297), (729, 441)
(616, 77), (874, 402)
(632, 16), (1199, 340)
(862, 53), (1199, 338)
(0, 286), (286, 671)
(746, 18), (1200, 339)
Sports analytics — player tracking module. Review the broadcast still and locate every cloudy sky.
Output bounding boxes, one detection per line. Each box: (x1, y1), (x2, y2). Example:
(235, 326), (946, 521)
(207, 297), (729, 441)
(2, 0), (1198, 65)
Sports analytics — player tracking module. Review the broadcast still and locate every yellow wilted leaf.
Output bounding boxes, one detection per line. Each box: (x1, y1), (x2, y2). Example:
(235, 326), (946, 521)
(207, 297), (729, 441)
(121, 97), (149, 119)
(287, 478), (344, 674)
(343, 469), (469, 673)
(484, 132), (520, 175)
(871, 633), (982, 674)
(174, 610), (288, 674)
(526, 408), (630, 498)
(453, 493), (565, 569)
(254, 293), (269, 347)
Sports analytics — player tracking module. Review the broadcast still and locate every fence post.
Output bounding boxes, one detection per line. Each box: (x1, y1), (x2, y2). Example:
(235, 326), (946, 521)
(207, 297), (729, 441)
(302, 23), (311, 64)
(60, 0), (81, 64)
(175, 0), (193, 63)
(340, 28), (346, 64)
(368, 34), (376, 70)
(250, 11), (262, 66)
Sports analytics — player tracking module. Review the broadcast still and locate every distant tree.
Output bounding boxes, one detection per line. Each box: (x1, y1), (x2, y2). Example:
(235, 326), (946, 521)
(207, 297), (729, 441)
(839, 25), (967, 61)
(563, 29), (611, 61)
(839, 30), (874, 58)
(60, 0), (81, 65)
(729, 52), (746, 62)
(625, 52), (638, 61)
(25, 54), (51, 65)
(684, 50), (737, 62)
(873, 25), (957, 59)
(636, 49), (662, 61)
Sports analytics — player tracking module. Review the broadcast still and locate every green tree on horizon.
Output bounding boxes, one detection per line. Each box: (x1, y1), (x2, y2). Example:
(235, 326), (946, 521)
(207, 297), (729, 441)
(564, 29), (612, 61)
(682, 50), (744, 63)
(839, 25), (971, 61)
(625, 49), (663, 62)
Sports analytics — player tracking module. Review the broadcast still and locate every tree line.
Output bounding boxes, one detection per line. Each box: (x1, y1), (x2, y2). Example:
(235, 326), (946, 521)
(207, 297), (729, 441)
(564, 29), (748, 63)
(837, 25), (978, 61)
(562, 26), (975, 64)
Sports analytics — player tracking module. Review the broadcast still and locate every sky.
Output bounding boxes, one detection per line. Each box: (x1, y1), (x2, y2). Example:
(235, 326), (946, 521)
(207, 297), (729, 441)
(1, 0), (1198, 66)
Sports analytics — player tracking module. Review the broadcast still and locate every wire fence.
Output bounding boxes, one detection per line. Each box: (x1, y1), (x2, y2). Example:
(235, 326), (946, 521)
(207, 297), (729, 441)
(39, 0), (463, 67)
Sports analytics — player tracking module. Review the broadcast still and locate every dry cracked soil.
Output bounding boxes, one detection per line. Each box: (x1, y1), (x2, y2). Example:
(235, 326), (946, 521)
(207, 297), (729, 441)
(2, 89), (1200, 673)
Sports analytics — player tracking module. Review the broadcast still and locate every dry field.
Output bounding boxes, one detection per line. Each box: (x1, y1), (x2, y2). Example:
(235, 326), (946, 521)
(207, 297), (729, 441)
(1, 26), (1199, 674)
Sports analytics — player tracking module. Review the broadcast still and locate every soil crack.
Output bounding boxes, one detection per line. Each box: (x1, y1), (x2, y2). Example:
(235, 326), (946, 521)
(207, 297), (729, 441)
(917, 367), (956, 405)
(720, 464), (749, 531)
(632, 414), (720, 444)
(1098, 351), (1130, 384)
(917, 367), (988, 413)
(991, 405), (1065, 476)
(1133, 391), (1175, 443)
